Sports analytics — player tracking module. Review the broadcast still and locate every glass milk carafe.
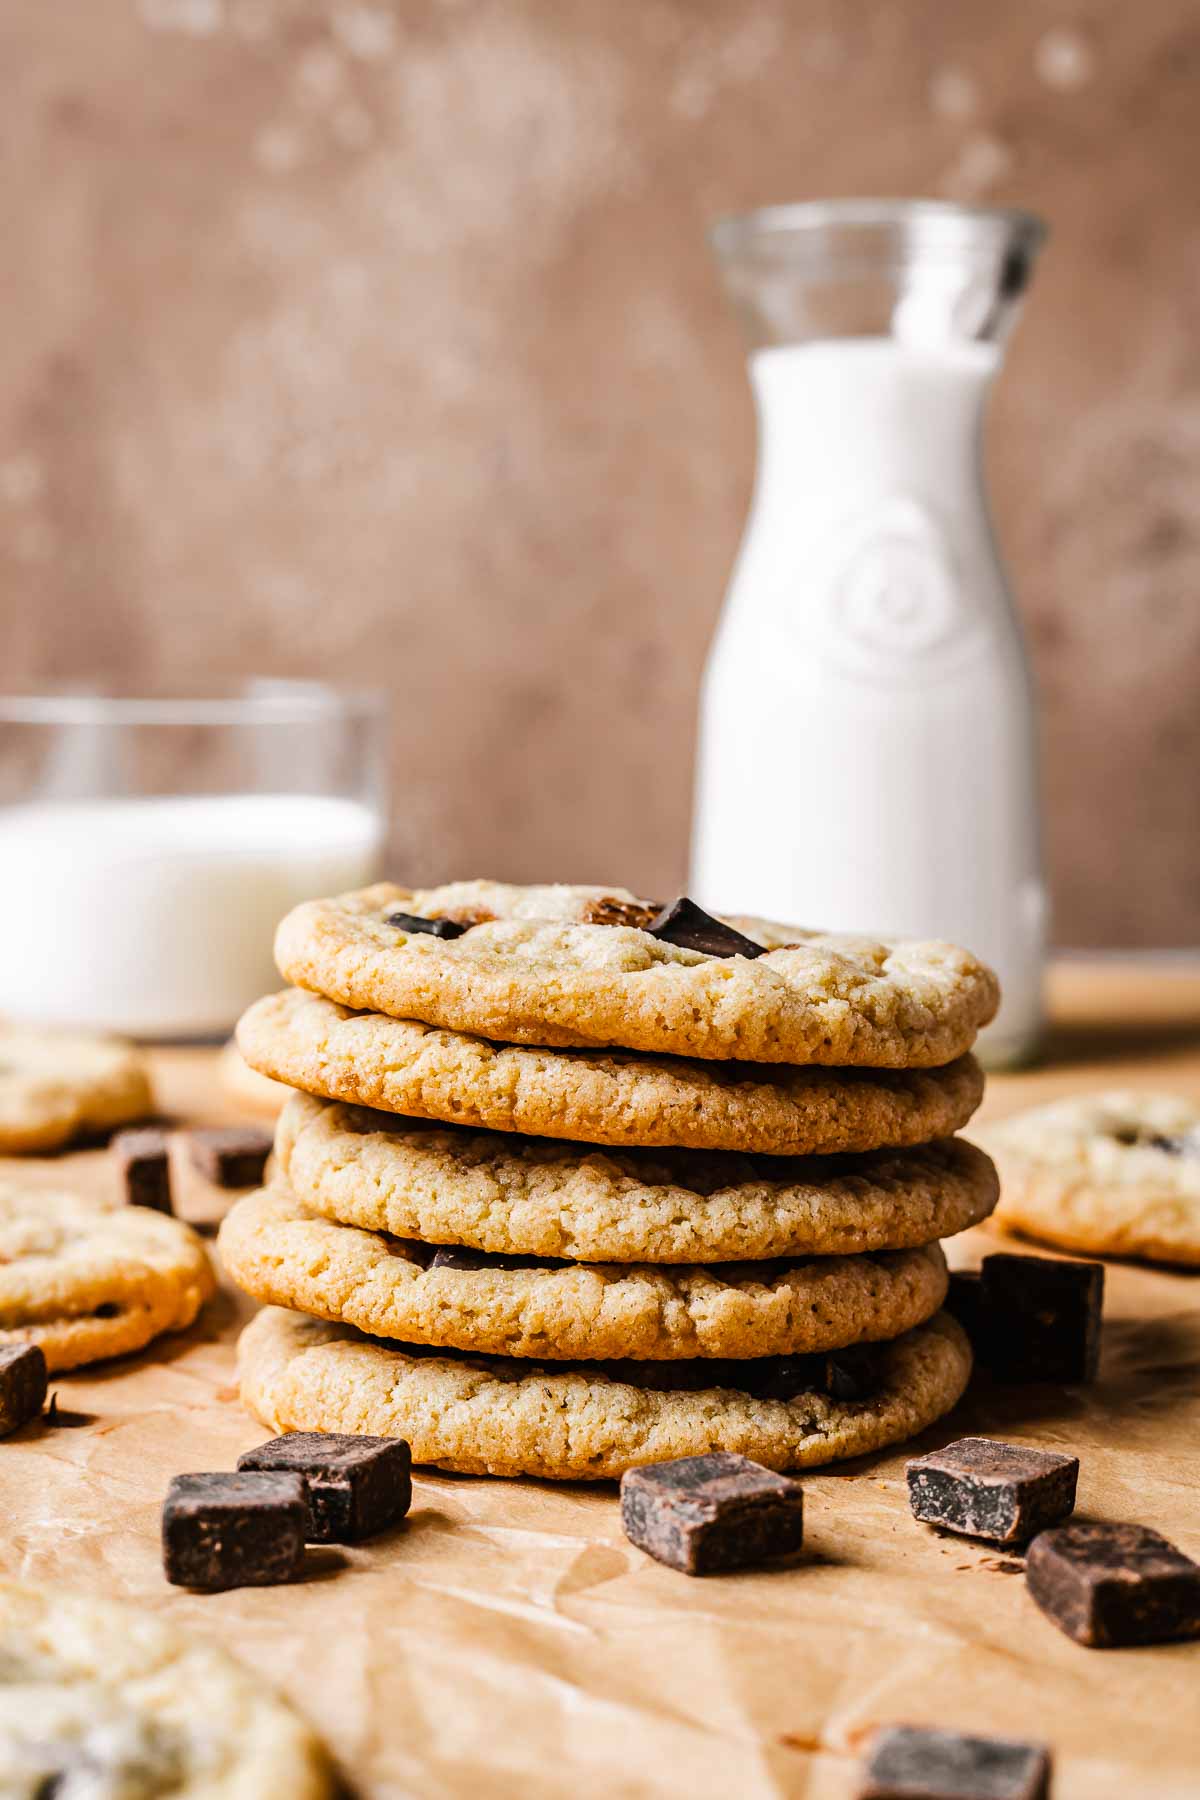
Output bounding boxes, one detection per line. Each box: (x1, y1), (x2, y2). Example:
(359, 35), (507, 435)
(691, 200), (1048, 1066)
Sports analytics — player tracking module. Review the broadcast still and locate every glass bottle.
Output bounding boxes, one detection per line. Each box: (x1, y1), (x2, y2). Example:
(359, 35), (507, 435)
(691, 199), (1048, 1066)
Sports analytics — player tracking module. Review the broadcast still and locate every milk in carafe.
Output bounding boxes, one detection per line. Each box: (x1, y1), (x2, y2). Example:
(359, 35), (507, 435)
(691, 202), (1048, 1066)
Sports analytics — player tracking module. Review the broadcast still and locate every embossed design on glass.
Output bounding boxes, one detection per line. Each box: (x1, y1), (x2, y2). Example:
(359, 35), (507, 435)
(691, 201), (1047, 1066)
(819, 496), (986, 678)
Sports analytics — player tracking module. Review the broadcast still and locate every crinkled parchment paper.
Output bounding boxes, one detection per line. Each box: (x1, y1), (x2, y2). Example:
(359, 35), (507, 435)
(1, 974), (1197, 1800)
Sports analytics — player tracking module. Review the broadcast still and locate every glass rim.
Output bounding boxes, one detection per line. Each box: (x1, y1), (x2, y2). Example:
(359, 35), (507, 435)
(0, 678), (387, 729)
(711, 197), (1048, 264)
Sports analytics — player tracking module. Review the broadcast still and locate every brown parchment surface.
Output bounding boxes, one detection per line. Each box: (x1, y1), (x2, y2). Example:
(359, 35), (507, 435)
(1, 963), (1198, 1799)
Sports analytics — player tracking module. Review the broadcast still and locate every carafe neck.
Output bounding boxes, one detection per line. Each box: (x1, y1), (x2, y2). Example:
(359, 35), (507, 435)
(750, 338), (997, 499)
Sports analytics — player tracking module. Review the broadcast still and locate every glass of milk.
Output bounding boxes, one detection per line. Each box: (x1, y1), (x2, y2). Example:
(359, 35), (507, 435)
(0, 681), (387, 1038)
(692, 200), (1048, 1067)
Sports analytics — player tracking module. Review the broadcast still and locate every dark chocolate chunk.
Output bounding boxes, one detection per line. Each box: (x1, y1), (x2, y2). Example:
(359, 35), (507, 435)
(906, 1437), (1078, 1545)
(1146, 1130), (1200, 1157)
(595, 1358), (753, 1394)
(0, 1343), (48, 1436)
(824, 1343), (882, 1401)
(748, 1353), (824, 1402)
(748, 1344), (881, 1404)
(857, 1724), (1050, 1800)
(111, 1127), (174, 1215)
(943, 1269), (987, 1350)
(384, 910), (468, 939)
(426, 1245), (567, 1272)
(238, 1431), (412, 1543)
(1025, 1520), (1200, 1647)
(645, 897), (767, 960)
(585, 1351), (879, 1402)
(187, 1125), (273, 1190)
(1110, 1125), (1199, 1156)
(979, 1254), (1103, 1383)
(620, 1451), (803, 1575)
(162, 1471), (306, 1590)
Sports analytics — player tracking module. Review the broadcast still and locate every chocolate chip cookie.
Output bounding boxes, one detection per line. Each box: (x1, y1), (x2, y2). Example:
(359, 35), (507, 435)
(273, 881), (999, 1068)
(978, 1091), (1200, 1265)
(275, 1090), (997, 1263)
(240, 988), (985, 1156)
(239, 1305), (973, 1481)
(218, 1184), (950, 1361)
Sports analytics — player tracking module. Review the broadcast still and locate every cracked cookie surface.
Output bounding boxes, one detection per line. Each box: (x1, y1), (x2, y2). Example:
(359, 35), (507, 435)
(273, 881), (998, 1068)
(241, 987), (985, 1157)
(276, 1089), (997, 1263)
(0, 1181), (215, 1370)
(219, 1184), (949, 1361)
(977, 1091), (1200, 1266)
(238, 1306), (972, 1481)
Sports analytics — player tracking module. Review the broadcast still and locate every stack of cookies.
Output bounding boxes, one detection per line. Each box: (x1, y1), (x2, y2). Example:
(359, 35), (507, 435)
(221, 883), (1001, 1481)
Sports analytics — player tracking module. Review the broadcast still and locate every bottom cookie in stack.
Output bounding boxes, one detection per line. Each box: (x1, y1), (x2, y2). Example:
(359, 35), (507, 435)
(237, 1308), (971, 1483)
(220, 1095), (994, 1480)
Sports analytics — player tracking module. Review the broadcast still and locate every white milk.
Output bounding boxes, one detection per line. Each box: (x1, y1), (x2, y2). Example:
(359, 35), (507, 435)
(0, 793), (382, 1037)
(691, 340), (1044, 1064)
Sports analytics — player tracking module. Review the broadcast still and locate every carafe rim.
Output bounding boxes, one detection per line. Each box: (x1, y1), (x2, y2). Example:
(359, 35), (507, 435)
(711, 197), (1047, 268)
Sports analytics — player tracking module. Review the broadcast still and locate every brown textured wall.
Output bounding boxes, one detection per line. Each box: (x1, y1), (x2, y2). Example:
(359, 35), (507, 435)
(1, 0), (1197, 946)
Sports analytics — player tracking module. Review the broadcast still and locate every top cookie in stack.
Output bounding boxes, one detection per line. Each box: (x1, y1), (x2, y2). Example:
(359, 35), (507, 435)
(226, 882), (1000, 1480)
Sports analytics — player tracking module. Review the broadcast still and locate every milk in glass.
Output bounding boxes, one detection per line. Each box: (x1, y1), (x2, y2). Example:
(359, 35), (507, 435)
(0, 794), (381, 1037)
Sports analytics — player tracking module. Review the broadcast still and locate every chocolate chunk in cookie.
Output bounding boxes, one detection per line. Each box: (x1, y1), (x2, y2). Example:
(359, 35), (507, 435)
(646, 898), (767, 959)
(906, 1438), (1078, 1544)
(162, 1471), (306, 1590)
(980, 1254), (1103, 1383)
(426, 1245), (569, 1272)
(238, 1431), (411, 1542)
(187, 1125), (273, 1189)
(857, 1724), (1050, 1799)
(111, 1127), (174, 1215)
(620, 1451), (804, 1575)
(0, 1343), (47, 1436)
(824, 1344), (883, 1401)
(384, 911), (468, 939)
(1025, 1520), (1200, 1647)
(1145, 1130), (1200, 1157)
(748, 1344), (881, 1404)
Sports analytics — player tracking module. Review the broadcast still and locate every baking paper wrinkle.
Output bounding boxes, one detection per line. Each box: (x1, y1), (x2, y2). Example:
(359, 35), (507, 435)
(0, 1098), (1197, 1798)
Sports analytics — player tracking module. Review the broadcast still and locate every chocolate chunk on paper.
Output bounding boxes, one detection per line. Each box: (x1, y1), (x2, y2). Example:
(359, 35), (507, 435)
(980, 1254), (1103, 1383)
(0, 1343), (47, 1436)
(906, 1438), (1078, 1545)
(162, 1470), (306, 1591)
(646, 898), (767, 960)
(385, 911), (468, 939)
(857, 1724), (1050, 1799)
(620, 1451), (803, 1575)
(111, 1126), (174, 1215)
(238, 1431), (412, 1543)
(1025, 1520), (1200, 1647)
(187, 1125), (273, 1190)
